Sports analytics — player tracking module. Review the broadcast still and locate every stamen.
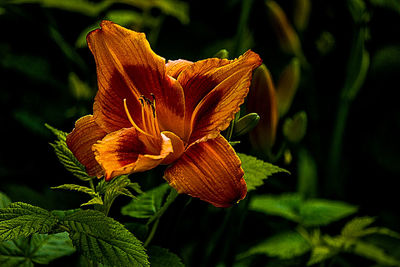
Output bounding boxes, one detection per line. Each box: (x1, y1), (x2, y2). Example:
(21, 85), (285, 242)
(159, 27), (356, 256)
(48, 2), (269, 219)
(123, 99), (152, 137)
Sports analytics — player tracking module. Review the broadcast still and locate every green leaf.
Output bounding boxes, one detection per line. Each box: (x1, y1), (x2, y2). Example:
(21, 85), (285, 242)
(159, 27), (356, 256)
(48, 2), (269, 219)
(352, 240), (400, 266)
(121, 183), (170, 219)
(0, 192), (11, 208)
(0, 232), (75, 266)
(239, 231), (311, 260)
(51, 184), (97, 197)
(80, 196), (104, 207)
(299, 199), (358, 227)
(369, 0), (400, 14)
(148, 246), (185, 267)
(9, 0), (111, 17)
(307, 246), (335, 266)
(341, 216), (376, 237)
(249, 194), (302, 222)
(341, 216), (400, 239)
(238, 153), (289, 191)
(0, 203), (58, 241)
(148, 187), (178, 225)
(61, 209), (149, 266)
(45, 123), (67, 142)
(46, 124), (93, 181)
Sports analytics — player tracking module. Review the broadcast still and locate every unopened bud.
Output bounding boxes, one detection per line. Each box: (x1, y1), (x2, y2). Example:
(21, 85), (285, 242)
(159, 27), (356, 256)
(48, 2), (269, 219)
(214, 49), (230, 59)
(282, 111), (307, 143)
(266, 0), (302, 56)
(276, 57), (301, 117)
(247, 64), (279, 153)
(293, 0), (311, 31)
(233, 113), (260, 138)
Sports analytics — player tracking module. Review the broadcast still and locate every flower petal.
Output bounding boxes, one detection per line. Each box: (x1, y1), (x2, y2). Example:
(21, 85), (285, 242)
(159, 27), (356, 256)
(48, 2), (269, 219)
(92, 128), (173, 180)
(177, 50), (262, 142)
(66, 115), (107, 177)
(87, 21), (185, 136)
(166, 59), (193, 78)
(164, 134), (247, 207)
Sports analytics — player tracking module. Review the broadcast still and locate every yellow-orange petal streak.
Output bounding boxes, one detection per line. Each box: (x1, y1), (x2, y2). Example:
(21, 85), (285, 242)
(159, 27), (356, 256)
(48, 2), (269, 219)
(92, 127), (173, 180)
(187, 50), (262, 143)
(164, 134), (247, 208)
(87, 20), (185, 136)
(66, 115), (107, 177)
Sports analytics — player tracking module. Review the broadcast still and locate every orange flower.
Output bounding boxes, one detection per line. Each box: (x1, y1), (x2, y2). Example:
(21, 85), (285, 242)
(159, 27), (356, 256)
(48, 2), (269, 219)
(66, 21), (262, 207)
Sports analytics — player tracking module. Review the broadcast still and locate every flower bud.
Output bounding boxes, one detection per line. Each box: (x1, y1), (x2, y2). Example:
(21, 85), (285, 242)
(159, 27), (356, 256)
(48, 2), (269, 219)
(282, 111), (307, 143)
(293, 0), (311, 31)
(266, 0), (302, 56)
(247, 64), (278, 153)
(233, 113), (260, 138)
(214, 49), (230, 59)
(276, 57), (301, 117)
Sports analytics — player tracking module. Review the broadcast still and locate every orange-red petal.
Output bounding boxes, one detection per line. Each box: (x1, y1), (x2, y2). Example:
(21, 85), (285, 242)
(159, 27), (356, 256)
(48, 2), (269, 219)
(66, 115), (107, 177)
(92, 127), (173, 180)
(163, 134), (247, 207)
(186, 51), (262, 143)
(87, 21), (185, 136)
(166, 59), (193, 78)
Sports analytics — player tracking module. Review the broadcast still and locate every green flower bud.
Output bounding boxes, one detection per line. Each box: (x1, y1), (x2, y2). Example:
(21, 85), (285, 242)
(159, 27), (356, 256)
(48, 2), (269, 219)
(213, 49), (230, 59)
(233, 113), (260, 138)
(247, 64), (279, 153)
(266, 0), (302, 56)
(276, 57), (301, 117)
(282, 111), (307, 143)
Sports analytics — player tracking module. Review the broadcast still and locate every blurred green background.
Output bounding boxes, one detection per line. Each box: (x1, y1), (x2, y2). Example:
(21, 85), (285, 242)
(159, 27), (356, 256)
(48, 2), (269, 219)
(1, 0), (400, 266)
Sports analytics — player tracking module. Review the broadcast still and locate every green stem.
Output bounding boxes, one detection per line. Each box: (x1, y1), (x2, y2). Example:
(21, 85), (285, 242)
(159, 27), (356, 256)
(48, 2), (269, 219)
(233, 0), (254, 57)
(327, 97), (351, 196)
(144, 218), (160, 247)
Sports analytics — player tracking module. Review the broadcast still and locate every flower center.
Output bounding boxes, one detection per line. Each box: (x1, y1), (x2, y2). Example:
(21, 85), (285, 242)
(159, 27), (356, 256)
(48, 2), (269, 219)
(123, 94), (160, 137)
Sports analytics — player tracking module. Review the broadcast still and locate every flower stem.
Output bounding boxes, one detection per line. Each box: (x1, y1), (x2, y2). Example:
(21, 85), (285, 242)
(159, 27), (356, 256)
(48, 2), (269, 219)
(233, 0), (254, 57)
(144, 218), (160, 247)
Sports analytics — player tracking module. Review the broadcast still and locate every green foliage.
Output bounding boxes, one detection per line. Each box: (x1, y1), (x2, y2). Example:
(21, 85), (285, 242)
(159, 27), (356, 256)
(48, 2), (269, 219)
(61, 209), (149, 266)
(0, 232), (75, 266)
(8, 0), (112, 17)
(51, 184), (97, 197)
(121, 183), (174, 221)
(297, 149), (318, 198)
(0, 192), (11, 209)
(148, 246), (185, 267)
(0, 203), (58, 241)
(352, 241), (400, 266)
(369, 0), (400, 14)
(239, 231), (311, 260)
(250, 194), (358, 227)
(233, 113), (260, 138)
(299, 199), (358, 227)
(45, 124), (93, 181)
(237, 153), (289, 191)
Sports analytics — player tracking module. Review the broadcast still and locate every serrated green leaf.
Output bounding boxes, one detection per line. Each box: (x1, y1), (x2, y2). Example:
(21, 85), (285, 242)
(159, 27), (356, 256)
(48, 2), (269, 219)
(341, 216), (400, 239)
(249, 194), (302, 222)
(352, 240), (400, 266)
(341, 216), (376, 237)
(0, 192), (11, 208)
(121, 183), (170, 219)
(299, 199), (358, 227)
(80, 196), (104, 207)
(238, 153), (289, 191)
(239, 231), (311, 260)
(148, 187), (178, 225)
(61, 209), (149, 266)
(51, 184), (97, 197)
(307, 246), (335, 266)
(50, 140), (93, 181)
(0, 232), (75, 266)
(148, 246), (185, 267)
(45, 123), (67, 142)
(0, 203), (58, 241)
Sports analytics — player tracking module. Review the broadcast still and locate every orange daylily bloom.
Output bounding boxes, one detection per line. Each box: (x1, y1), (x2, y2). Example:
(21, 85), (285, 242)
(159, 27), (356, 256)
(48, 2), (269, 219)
(66, 21), (262, 207)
